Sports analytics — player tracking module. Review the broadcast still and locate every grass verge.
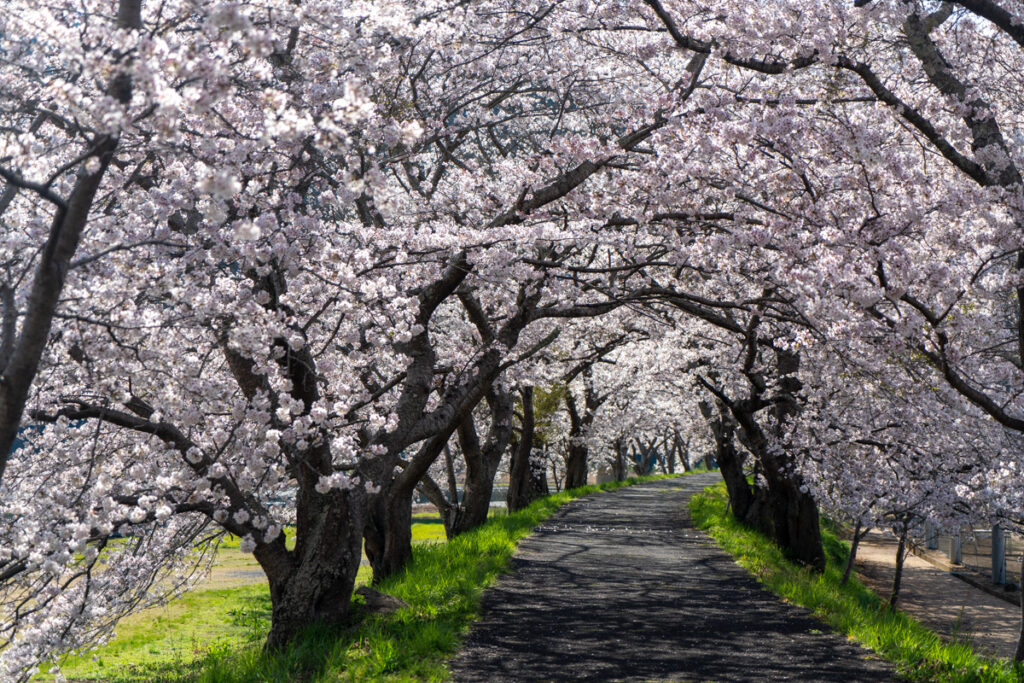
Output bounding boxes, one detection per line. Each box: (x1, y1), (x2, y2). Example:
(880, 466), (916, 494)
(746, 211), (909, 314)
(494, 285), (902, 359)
(50, 474), (679, 682)
(690, 482), (1023, 683)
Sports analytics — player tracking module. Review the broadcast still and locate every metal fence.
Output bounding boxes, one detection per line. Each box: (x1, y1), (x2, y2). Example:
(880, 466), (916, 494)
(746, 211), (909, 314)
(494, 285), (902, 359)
(927, 524), (1023, 588)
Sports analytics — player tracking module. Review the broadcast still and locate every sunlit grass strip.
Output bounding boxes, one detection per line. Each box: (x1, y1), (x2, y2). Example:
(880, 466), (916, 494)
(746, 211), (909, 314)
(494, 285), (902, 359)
(690, 483), (1023, 683)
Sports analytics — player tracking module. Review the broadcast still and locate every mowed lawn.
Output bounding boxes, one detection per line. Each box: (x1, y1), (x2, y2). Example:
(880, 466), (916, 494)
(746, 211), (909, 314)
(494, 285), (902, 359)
(37, 513), (448, 682)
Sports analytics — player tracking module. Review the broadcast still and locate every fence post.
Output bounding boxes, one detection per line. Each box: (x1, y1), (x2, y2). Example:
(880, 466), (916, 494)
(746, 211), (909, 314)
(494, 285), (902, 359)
(950, 529), (962, 565)
(992, 524), (1006, 584)
(925, 522), (938, 550)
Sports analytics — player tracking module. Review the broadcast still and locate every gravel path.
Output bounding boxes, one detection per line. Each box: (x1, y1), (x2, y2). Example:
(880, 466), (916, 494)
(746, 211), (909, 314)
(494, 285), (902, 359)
(448, 474), (899, 682)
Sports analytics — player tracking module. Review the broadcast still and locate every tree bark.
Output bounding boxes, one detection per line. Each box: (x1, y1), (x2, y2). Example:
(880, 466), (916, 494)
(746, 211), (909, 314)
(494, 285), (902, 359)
(757, 457), (824, 571)
(841, 521), (866, 586)
(364, 484), (416, 585)
(612, 437), (628, 481)
(365, 430), (452, 584)
(443, 387), (513, 537)
(665, 430), (679, 473)
(700, 399), (756, 523)
(728, 349), (826, 571)
(258, 487), (366, 649)
(563, 390), (589, 489)
(709, 391), (824, 570)
(887, 528), (909, 608)
(508, 386), (546, 512)
(703, 451), (716, 470)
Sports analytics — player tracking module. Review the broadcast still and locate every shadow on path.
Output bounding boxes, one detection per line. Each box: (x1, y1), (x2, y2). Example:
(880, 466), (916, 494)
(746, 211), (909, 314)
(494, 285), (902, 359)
(448, 474), (899, 682)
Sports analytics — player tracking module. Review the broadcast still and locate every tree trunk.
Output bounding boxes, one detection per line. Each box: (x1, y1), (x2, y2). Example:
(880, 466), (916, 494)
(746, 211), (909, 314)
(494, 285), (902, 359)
(258, 488), (366, 649)
(676, 431), (691, 472)
(714, 348), (825, 572)
(701, 399), (755, 523)
(611, 437), (627, 481)
(763, 350), (825, 571)
(564, 444), (588, 489)
(888, 528), (908, 608)
(508, 386), (546, 512)
(365, 430), (453, 584)
(364, 483), (414, 585)
(727, 405), (823, 569)
(841, 521), (865, 586)
(717, 434), (752, 520)
(563, 390), (590, 489)
(765, 470), (825, 571)
(445, 463), (495, 537)
(668, 431), (682, 473)
(548, 448), (565, 491)
(444, 388), (513, 537)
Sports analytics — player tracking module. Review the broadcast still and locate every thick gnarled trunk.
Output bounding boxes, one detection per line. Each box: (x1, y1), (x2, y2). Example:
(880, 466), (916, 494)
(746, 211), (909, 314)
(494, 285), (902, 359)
(766, 471), (825, 571)
(258, 488), (367, 649)
(700, 349), (825, 571)
(364, 485), (415, 585)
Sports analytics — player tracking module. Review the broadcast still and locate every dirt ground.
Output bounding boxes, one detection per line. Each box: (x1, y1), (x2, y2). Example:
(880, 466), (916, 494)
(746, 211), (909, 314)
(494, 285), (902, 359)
(854, 531), (1020, 659)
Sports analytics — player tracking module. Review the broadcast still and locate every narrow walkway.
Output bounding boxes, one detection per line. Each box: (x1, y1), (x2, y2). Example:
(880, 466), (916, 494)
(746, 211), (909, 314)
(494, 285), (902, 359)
(855, 532), (1020, 659)
(449, 474), (898, 681)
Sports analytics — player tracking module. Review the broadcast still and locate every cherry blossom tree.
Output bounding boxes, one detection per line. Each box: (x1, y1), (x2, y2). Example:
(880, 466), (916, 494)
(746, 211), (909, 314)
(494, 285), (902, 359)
(7, 0), (1024, 676)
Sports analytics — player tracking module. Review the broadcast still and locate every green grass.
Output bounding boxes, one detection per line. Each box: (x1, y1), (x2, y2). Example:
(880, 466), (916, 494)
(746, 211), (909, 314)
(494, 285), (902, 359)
(690, 483), (1024, 683)
(42, 475), (678, 682)
(40, 584), (275, 682)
